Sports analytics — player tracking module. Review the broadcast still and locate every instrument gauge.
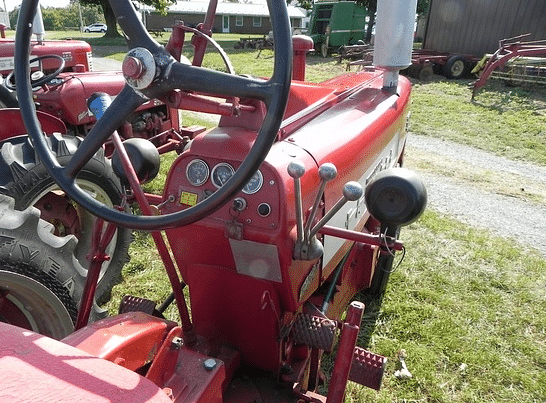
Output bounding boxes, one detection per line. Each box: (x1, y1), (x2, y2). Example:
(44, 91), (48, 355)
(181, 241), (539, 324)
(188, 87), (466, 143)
(186, 159), (209, 186)
(211, 163), (235, 188)
(242, 170), (263, 195)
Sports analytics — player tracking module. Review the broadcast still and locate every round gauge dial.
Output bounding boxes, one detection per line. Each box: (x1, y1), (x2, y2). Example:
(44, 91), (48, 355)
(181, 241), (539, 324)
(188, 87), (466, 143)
(242, 170), (263, 195)
(211, 163), (235, 188)
(186, 159), (210, 186)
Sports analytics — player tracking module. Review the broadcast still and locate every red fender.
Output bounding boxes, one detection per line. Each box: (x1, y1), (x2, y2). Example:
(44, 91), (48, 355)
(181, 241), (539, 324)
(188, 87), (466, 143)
(0, 108), (66, 141)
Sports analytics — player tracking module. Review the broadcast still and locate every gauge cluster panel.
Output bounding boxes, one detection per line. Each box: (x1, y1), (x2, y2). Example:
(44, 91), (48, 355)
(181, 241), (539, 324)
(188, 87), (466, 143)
(163, 155), (281, 232)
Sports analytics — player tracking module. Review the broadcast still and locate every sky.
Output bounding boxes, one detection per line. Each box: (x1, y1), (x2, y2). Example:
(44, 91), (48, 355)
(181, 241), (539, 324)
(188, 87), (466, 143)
(3, 0), (71, 12)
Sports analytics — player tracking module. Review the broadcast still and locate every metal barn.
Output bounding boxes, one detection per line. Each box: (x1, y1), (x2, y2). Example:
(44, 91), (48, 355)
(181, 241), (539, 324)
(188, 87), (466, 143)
(423, 0), (546, 57)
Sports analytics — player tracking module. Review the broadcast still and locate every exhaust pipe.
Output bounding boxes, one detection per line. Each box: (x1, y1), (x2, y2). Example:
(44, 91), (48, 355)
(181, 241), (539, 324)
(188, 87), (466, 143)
(33, 3), (45, 44)
(373, 0), (418, 91)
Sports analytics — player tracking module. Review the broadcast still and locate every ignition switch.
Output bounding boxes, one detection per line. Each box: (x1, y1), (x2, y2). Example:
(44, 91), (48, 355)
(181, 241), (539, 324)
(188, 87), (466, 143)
(232, 197), (247, 212)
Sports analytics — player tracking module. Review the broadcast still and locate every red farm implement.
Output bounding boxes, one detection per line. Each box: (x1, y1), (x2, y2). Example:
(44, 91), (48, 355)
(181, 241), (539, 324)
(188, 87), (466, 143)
(472, 34), (546, 98)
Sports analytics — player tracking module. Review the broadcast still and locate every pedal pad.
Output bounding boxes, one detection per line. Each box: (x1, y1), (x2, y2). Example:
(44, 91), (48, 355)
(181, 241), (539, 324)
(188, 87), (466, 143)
(348, 347), (387, 390)
(119, 295), (157, 315)
(291, 313), (338, 352)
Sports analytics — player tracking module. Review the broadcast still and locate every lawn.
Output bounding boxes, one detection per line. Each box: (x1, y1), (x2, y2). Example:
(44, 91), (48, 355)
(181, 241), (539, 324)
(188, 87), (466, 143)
(48, 31), (546, 402)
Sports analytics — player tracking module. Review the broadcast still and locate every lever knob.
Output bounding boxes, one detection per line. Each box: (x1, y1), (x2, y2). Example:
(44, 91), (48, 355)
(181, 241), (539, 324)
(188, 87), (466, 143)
(343, 181), (364, 201)
(288, 160), (306, 179)
(318, 163), (337, 181)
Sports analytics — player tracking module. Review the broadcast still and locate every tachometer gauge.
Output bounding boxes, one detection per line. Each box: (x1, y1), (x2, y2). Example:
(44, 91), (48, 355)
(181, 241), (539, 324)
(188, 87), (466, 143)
(242, 170), (263, 194)
(186, 159), (209, 186)
(211, 163), (235, 188)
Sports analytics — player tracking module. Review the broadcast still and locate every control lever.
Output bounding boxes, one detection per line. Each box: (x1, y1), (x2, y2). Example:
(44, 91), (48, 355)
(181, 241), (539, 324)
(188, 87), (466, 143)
(309, 181), (363, 239)
(288, 161), (363, 261)
(287, 160), (306, 244)
(304, 163), (337, 243)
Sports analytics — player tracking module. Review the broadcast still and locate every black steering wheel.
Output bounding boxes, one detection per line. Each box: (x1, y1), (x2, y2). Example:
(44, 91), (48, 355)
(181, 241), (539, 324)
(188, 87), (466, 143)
(5, 54), (65, 90)
(15, 0), (292, 231)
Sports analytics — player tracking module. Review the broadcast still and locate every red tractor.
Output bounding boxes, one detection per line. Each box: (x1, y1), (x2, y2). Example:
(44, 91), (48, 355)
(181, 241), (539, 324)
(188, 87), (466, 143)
(0, 22), (93, 107)
(0, 0), (425, 401)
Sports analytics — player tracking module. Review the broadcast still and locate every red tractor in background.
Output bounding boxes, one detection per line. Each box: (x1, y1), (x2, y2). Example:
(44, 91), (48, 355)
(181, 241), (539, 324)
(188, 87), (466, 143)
(0, 17), (93, 108)
(0, 0), (426, 401)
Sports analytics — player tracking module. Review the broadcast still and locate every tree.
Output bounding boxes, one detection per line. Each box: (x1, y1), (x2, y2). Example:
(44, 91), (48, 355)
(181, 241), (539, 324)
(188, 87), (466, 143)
(78, 0), (174, 38)
(39, 4), (103, 31)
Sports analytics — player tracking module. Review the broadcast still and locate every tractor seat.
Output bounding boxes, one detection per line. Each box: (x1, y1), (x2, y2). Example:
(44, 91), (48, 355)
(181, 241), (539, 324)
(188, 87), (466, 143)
(0, 322), (172, 403)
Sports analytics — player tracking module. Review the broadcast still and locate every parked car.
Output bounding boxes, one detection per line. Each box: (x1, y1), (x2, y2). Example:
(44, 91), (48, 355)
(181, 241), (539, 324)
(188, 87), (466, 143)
(84, 23), (107, 33)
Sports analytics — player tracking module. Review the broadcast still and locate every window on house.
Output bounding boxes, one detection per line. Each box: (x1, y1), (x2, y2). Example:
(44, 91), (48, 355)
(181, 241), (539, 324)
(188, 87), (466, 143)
(236, 16), (243, 26)
(253, 17), (262, 27)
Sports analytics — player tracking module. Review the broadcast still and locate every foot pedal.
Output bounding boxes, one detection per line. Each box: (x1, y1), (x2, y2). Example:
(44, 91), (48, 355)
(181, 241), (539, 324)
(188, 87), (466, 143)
(291, 313), (338, 352)
(348, 347), (387, 390)
(119, 295), (156, 315)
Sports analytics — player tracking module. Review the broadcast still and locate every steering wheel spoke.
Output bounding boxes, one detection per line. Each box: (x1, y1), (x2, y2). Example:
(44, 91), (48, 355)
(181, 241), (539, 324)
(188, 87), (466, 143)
(164, 62), (272, 102)
(108, 1), (158, 51)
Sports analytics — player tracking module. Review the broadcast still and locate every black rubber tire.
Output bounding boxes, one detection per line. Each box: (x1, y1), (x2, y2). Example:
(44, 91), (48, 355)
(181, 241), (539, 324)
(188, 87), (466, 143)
(443, 55), (468, 79)
(321, 42), (328, 58)
(0, 195), (105, 339)
(0, 134), (131, 304)
(0, 83), (18, 108)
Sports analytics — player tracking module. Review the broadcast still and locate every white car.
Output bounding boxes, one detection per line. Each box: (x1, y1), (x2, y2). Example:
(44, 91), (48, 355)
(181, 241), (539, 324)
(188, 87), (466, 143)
(84, 23), (107, 33)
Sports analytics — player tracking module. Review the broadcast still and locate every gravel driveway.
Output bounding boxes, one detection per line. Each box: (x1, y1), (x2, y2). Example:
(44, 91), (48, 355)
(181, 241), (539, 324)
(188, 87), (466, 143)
(406, 134), (546, 256)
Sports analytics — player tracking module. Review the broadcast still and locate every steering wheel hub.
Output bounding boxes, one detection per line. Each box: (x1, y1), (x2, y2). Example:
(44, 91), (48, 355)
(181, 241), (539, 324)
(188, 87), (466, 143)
(123, 47), (156, 89)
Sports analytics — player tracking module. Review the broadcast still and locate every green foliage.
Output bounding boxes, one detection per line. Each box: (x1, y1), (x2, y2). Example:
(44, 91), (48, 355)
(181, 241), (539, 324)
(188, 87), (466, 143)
(9, 4), (103, 31)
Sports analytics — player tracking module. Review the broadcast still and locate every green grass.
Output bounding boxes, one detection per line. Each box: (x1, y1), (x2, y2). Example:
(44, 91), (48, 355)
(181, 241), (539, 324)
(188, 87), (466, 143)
(345, 211), (546, 402)
(410, 79), (546, 165)
(44, 31), (546, 402)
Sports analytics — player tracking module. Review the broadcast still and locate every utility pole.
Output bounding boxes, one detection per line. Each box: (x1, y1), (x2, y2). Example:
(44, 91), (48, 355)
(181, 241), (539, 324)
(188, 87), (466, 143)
(78, 0), (84, 31)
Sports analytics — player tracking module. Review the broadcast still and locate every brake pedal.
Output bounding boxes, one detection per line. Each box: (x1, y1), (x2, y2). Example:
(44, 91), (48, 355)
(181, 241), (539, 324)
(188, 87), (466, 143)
(348, 347), (387, 390)
(291, 313), (338, 352)
(119, 295), (157, 315)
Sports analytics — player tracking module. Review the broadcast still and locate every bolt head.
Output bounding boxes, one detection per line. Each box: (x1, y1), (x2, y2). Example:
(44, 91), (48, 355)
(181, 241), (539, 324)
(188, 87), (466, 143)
(203, 358), (217, 371)
(170, 336), (183, 349)
(122, 56), (144, 79)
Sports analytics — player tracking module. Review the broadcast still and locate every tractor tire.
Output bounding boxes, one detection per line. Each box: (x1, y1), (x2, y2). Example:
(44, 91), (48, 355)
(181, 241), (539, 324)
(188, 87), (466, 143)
(0, 83), (18, 108)
(0, 195), (105, 339)
(443, 55), (468, 79)
(0, 134), (131, 304)
(321, 42), (329, 58)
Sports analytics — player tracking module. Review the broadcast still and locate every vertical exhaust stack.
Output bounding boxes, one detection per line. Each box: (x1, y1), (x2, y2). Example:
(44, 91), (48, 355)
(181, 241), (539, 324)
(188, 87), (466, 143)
(373, 0), (418, 92)
(33, 4), (46, 44)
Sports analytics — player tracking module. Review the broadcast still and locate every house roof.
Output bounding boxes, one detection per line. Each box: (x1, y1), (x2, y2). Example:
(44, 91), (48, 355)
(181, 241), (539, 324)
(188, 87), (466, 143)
(162, 1), (306, 18)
